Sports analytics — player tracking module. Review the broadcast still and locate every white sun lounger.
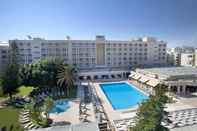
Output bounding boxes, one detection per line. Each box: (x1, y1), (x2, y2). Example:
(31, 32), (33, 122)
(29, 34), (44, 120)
(24, 122), (33, 129)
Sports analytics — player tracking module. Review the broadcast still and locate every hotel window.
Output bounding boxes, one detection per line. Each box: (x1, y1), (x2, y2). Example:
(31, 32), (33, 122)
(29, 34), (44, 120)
(34, 46), (39, 48)
(1, 50), (6, 53)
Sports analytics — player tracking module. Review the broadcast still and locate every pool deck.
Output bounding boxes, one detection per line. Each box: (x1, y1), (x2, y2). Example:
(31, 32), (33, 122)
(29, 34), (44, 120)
(166, 95), (197, 112)
(50, 99), (96, 124)
(93, 81), (197, 121)
(93, 81), (138, 121)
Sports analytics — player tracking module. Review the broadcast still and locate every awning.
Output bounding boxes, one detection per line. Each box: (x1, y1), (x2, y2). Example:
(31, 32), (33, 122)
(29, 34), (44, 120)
(129, 73), (135, 78)
(147, 79), (159, 87)
(132, 74), (141, 80)
(139, 76), (149, 83)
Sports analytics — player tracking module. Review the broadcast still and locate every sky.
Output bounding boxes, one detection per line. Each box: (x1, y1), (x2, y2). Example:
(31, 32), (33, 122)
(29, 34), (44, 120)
(0, 0), (197, 47)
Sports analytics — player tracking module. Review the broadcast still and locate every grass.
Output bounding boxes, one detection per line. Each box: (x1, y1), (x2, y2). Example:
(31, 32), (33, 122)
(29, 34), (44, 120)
(0, 95), (8, 100)
(0, 86), (34, 100)
(16, 86), (34, 97)
(0, 107), (23, 131)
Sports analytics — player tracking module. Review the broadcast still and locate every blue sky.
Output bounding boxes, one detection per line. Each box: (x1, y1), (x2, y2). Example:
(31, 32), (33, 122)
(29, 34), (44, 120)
(0, 0), (197, 47)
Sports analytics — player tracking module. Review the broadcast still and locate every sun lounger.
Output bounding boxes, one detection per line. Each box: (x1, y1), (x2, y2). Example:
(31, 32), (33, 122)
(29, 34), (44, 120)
(24, 122), (33, 129)
(20, 119), (30, 124)
(19, 115), (30, 120)
(165, 124), (175, 129)
(28, 123), (36, 129)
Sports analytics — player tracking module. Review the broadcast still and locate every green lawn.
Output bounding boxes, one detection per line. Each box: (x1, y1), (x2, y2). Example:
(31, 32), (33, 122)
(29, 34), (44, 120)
(0, 107), (23, 131)
(16, 86), (34, 97)
(0, 86), (34, 100)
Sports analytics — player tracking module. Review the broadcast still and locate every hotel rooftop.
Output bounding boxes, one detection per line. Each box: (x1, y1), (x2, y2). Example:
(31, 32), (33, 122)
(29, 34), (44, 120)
(136, 67), (197, 80)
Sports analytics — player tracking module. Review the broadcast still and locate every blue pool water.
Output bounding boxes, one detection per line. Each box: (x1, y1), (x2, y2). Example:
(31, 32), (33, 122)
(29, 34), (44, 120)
(100, 82), (148, 110)
(50, 99), (70, 114)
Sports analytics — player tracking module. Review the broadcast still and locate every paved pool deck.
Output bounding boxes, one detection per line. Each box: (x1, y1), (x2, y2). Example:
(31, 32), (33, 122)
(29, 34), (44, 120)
(50, 84), (96, 124)
(93, 81), (197, 122)
(166, 95), (197, 112)
(93, 81), (138, 122)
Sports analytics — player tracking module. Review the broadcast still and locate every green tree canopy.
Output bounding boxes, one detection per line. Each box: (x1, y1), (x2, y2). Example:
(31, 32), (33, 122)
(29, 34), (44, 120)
(42, 97), (54, 119)
(1, 41), (20, 99)
(57, 65), (75, 95)
(130, 84), (170, 131)
(20, 58), (65, 87)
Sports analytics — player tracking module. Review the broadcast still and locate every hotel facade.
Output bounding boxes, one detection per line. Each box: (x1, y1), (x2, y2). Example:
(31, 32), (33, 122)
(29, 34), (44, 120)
(8, 36), (167, 70)
(0, 42), (9, 74)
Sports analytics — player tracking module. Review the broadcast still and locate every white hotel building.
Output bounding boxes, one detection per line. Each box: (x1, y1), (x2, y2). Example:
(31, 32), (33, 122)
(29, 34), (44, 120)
(0, 42), (9, 74)
(9, 36), (167, 70)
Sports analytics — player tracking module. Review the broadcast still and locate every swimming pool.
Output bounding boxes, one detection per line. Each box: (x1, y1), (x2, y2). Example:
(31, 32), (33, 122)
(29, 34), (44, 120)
(100, 82), (148, 110)
(50, 99), (70, 114)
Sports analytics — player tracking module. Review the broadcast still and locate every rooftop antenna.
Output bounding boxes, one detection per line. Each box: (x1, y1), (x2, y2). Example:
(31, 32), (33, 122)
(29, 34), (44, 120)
(66, 36), (70, 40)
(27, 35), (32, 40)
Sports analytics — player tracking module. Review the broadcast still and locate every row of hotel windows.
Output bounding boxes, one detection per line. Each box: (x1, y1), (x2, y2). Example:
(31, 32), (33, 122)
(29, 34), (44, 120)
(16, 42), (166, 49)
(66, 61), (156, 67)
(105, 43), (166, 47)
(107, 57), (148, 61)
(106, 43), (149, 47)
(106, 53), (166, 56)
(106, 48), (148, 51)
(106, 52), (149, 56)
(106, 48), (165, 52)
(17, 42), (68, 46)
(106, 61), (140, 66)
(72, 58), (95, 62)
(41, 48), (68, 52)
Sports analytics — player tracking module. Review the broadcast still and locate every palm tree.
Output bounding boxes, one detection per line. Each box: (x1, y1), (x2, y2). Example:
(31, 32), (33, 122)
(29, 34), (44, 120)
(57, 65), (75, 96)
(43, 97), (54, 119)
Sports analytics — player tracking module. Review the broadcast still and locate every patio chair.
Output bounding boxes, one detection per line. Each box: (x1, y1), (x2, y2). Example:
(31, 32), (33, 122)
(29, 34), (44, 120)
(25, 121), (35, 129)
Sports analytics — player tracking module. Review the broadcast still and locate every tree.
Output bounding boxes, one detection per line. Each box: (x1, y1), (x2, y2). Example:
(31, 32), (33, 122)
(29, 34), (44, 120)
(57, 65), (75, 96)
(20, 58), (64, 88)
(1, 65), (20, 99)
(43, 97), (54, 119)
(1, 41), (20, 99)
(130, 84), (170, 131)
